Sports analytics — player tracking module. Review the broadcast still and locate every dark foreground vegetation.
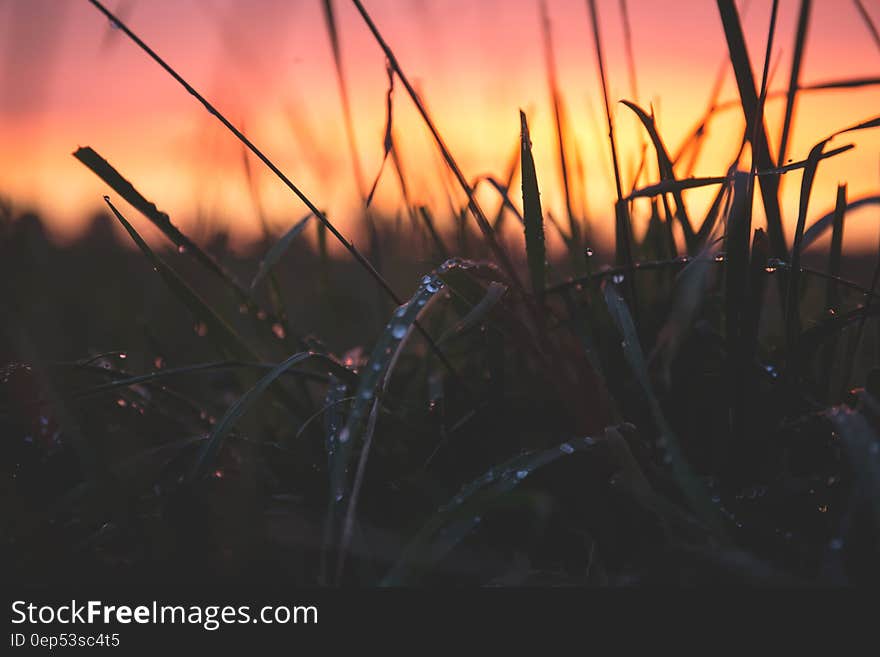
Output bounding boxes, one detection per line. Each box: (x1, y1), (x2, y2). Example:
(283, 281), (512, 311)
(3, 0), (880, 587)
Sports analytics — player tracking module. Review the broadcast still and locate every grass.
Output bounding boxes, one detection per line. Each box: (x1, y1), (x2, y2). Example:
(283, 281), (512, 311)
(3, 0), (880, 587)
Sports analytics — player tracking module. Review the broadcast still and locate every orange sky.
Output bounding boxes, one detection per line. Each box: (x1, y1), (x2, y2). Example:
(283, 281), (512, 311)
(1, 0), (878, 254)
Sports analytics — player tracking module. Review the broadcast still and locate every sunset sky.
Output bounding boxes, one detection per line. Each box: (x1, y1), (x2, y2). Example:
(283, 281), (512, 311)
(1, 0), (878, 253)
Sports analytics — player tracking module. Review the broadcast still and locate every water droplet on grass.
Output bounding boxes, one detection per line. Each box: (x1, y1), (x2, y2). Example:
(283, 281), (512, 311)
(559, 443), (575, 454)
(271, 323), (286, 339)
(391, 323), (407, 339)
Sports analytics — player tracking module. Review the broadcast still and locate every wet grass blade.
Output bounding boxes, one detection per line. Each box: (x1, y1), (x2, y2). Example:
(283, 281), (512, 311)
(603, 282), (728, 539)
(381, 434), (599, 585)
(826, 405), (880, 545)
(330, 273), (446, 525)
(520, 111), (546, 301)
(250, 212), (313, 292)
(103, 197), (258, 363)
(69, 359), (349, 399)
(74, 146), (249, 299)
(189, 351), (319, 480)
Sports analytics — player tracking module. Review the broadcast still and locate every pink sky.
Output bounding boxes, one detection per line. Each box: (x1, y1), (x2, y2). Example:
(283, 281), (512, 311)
(1, 0), (878, 253)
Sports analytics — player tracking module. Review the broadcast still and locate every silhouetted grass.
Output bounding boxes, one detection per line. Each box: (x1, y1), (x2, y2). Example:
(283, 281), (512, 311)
(4, 0), (880, 589)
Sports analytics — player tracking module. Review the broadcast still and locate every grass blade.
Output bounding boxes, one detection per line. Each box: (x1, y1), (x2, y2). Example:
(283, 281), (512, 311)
(716, 0), (786, 258)
(349, 0), (525, 295)
(330, 273), (446, 532)
(189, 351), (317, 480)
(382, 434), (599, 585)
(802, 196), (880, 249)
(853, 0), (880, 52)
(603, 282), (728, 538)
(778, 0), (812, 168)
(74, 146), (248, 299)
(103, 197), (258, 363)
(249, 212), (313, 292)
(520, 111), (546, 301)
(539, 0), (578, 245)
(620, 100), (696, 248)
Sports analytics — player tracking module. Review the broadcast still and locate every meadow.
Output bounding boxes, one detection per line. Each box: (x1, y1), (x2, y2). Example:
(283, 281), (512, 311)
(3, 0), (880, 587)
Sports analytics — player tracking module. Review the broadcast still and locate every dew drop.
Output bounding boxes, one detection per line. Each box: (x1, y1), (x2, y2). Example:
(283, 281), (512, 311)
(116, 398), (127, 408)
(612, 273), (625, 284)
(559, 443), (575, 455)
(515, 469), (529, 480)
(391, 323), (407, 339)
(118, 352), (127, 360)
(271, 323), (286, 339)
(338, 428), (350, 444)
(585, 247), (594, 257)
(153, 356), (165, 369)
(177, 244), (187, 254)
(193, 321), (208, 337)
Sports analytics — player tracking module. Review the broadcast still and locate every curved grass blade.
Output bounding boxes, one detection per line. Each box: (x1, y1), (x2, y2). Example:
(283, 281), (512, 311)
(520, 111), (546, 301)
(620, 100), (695, 247)
(189, 351), (323, 480)
(330, 273), (446, 514)
(249, 212), (313, 292)
(438, 281), (508, 345)
(802, 195), (880, 250)
(381, 435), (599, 585)
(603, 282), (728, 539)
(69, 358), (351, 400)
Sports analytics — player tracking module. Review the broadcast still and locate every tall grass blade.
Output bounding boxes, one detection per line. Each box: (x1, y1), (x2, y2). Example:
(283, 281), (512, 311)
(716, 0), (786, 258)
(539, 0), (578, 245)
(349, 0), (525, 295)
(778, 0), (812, 168)
(620, 100), (696, 248)
(586, 0), (624, 201)
(321, 0), (368, 197)
(520, 111), (546, 301)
